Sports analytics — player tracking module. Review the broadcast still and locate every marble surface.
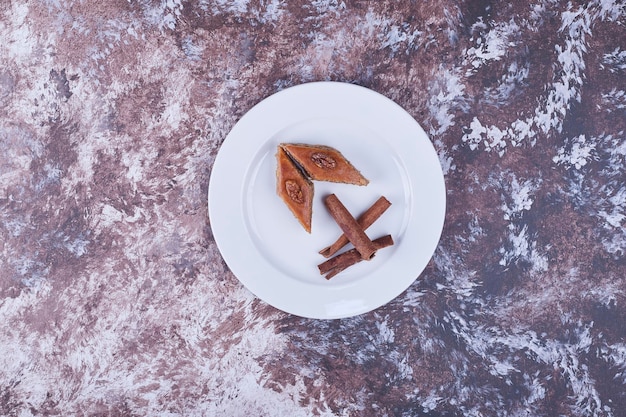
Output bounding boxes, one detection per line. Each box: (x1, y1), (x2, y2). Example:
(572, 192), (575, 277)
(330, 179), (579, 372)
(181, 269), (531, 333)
(1, 1), (625, 416)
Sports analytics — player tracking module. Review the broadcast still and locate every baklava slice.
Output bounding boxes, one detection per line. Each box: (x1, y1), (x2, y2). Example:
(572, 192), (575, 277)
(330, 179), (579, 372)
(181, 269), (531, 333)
(280, 143), (369, 186)
(276, 147), (314, 233)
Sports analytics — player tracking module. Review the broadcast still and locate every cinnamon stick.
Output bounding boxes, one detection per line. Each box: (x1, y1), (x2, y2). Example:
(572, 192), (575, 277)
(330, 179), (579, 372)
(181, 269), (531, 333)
(318, 235), (394, 279)
(319, 196), (391, 258)
(323, 194), (378, 260)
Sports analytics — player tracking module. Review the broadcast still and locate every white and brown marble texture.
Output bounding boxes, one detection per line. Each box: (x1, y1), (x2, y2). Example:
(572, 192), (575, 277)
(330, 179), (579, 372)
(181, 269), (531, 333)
(1, 1), (625, 416)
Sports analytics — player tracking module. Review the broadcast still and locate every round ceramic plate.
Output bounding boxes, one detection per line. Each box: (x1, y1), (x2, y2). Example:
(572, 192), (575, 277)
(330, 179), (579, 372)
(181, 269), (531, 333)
(208, 82), (445, 319)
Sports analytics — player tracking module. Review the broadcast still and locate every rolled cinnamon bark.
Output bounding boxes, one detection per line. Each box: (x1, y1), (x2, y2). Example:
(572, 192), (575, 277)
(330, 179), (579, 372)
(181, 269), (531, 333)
(319, 196), (391, 258)
(323, 194), (378, 260)
(318, 235), (394, 279)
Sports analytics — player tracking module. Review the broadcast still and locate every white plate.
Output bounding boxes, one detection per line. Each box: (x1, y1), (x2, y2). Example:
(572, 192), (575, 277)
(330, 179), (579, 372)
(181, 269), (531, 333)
(208, 82), (445, 319)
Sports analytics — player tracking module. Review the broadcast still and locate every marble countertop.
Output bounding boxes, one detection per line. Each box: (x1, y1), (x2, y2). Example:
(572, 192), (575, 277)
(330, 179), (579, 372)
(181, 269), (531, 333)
(1, 1), (625, 416)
